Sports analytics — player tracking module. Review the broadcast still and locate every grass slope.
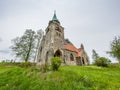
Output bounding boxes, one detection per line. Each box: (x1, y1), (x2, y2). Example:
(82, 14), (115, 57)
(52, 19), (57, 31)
(0, 64), (120, 90)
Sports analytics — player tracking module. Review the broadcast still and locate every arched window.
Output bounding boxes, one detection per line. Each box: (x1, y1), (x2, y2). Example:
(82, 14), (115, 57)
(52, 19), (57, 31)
(70, 53), (74, 61)
(82, 57), (85, 65)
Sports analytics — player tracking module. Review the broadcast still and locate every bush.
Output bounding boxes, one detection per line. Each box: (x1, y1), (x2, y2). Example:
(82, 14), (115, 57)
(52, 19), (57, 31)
(50, 57), (62, 71)
(94, 57), (111, 67)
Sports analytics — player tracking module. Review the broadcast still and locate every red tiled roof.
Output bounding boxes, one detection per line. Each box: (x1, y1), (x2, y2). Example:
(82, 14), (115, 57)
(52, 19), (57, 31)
(64, 43), (82, 57)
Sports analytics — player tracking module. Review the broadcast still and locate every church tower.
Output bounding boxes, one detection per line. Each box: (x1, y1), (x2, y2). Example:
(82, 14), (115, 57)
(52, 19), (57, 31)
(37, 11), (64, 64)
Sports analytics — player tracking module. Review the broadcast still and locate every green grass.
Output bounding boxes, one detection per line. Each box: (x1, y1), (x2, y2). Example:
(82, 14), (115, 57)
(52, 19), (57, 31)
(0, 64), (120, 90)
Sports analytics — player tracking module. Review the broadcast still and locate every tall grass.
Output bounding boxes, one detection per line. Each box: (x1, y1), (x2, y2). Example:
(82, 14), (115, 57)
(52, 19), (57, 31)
(0, 64), (120, 90)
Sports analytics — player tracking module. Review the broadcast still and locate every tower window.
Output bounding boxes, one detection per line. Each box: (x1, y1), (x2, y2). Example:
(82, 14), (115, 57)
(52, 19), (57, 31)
(56, 32), (61, 37)
(55, 27), (61, 32)
(55, 27), (59, 30)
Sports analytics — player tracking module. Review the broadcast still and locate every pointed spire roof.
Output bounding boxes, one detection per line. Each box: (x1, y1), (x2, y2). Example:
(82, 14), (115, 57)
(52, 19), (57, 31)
(52, 10), (58, 21)
(52, 11), (60, 23)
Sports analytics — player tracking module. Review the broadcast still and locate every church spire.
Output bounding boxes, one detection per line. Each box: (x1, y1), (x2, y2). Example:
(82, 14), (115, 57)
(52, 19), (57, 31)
(52, 10), (57, 21)
(52, 11), (60, 23)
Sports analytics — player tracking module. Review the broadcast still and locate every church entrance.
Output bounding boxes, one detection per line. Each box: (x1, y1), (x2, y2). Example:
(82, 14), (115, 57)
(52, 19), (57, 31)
(54, 50), (62, 57)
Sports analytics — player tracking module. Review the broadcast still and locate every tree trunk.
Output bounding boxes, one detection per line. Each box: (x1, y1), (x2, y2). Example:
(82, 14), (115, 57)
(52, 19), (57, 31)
(25, 35), (33, 62)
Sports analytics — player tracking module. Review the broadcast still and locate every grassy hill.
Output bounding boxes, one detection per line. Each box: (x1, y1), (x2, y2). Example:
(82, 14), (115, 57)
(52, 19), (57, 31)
(0, 63), (120, 90)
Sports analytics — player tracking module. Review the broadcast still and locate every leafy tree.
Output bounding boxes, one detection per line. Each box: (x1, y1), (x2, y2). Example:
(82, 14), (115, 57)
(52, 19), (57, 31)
(108, 36), (120, 63)
(92, 49), (99, 62)
(92, 49), (111, 67)
(34, 29), (44, 62)
(11, 29), (36, 62)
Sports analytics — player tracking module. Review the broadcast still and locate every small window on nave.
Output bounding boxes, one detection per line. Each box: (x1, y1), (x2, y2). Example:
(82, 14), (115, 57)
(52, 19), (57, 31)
(70, 53), (74, 61)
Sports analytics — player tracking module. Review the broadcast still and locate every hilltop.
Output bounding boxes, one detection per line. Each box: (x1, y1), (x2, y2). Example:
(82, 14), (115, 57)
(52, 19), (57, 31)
(0, 63), (120, 90)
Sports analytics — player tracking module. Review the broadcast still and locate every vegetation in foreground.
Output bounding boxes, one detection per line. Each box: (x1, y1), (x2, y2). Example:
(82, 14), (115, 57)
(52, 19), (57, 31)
(0, 63), (120, 90)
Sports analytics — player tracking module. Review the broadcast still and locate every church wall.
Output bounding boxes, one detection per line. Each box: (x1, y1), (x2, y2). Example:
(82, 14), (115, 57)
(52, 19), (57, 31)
(64, 50), (77, 65)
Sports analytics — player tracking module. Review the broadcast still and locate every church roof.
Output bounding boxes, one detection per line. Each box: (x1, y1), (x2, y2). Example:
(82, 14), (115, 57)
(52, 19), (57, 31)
(52, 11), (60, 23)
(52, 11), (58, 21)
(64, 43), (82, 57)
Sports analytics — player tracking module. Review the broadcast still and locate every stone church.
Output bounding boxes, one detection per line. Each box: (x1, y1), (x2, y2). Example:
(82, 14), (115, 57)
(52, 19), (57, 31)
(37, 12), (89, 66)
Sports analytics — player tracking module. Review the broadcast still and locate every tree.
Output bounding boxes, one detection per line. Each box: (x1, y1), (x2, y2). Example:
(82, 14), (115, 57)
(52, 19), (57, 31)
(92, 49), (111, 67)
(95, 57), (111, 67)
(108, 36), (120, 63)
(92, 49), (99, 62)
(34, 29), (44, 62)
(11, 29), (36, 62)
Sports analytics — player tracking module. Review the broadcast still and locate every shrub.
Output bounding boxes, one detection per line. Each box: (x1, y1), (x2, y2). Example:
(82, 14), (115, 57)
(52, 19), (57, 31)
(50, 57), (62, 71)
(94, 57), (111, 67)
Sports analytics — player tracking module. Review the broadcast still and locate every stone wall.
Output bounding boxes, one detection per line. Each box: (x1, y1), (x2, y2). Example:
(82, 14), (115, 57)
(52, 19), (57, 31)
(64, 50), (77, 65)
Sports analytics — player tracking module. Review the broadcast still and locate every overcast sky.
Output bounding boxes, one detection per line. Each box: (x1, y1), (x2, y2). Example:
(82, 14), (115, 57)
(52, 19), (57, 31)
(0, 0), (120, 62)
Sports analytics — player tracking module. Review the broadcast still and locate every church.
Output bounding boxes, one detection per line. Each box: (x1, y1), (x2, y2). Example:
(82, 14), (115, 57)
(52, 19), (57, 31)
(37, 12), (89, 66)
